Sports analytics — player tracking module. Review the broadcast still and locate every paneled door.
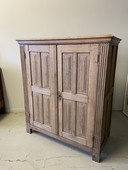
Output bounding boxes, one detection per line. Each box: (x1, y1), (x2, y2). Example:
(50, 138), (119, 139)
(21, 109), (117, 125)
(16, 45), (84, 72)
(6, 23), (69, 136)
(58, 44), (98, 147)
(25, 45), (57, 134)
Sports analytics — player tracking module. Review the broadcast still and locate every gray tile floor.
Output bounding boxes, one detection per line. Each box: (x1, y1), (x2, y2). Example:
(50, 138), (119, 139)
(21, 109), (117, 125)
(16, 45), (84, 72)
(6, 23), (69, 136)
(0, 111), (128, 170)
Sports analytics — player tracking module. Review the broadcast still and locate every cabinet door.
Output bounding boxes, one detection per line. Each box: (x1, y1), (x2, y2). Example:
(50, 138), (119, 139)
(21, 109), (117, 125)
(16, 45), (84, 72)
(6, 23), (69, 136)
(58, 44), (98, 147)
(25, 45), (57, 134)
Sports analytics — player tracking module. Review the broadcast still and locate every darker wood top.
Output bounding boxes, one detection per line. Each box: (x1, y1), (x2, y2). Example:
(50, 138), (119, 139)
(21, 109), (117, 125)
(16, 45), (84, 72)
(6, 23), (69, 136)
(17, 35), (121, 45)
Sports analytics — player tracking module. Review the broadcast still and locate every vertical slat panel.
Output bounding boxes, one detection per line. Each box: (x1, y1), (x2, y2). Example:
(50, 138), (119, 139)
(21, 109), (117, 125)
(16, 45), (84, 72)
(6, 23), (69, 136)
(33, 93), (39, 122)
(86, 44), (99, 147)
(106, 96), (113, 134)
(25, 45), (34, 124)
(30, 53), (35, 85)
(63, 99), (71, 133)
(101, 99), (107, 142)
(76, 102), (86, 137)
(110, 46), (118, 89)
(105, 46), (112, 95)
(49, 45), (57, 133)
(58, 45), (63, 136)
(92, 44), (109, 162)
(33, 93), (43, 123)
(71, 53), (77, 94)
(38, 94), (43, 124)
(77, 54), (89, 94)
(102, 46), (118, 144)
(41, 52), (50, 88)
(43, 95), (50, 125)
(63, 100), (76, 135)
(63, 54), (72, 92)
(30, 52), (42, 87)
(70, 101), (76, 135)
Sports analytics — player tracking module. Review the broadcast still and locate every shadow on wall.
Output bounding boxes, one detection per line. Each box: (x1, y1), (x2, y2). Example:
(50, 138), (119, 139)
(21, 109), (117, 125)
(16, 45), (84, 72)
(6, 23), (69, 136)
(0, 66), (23, 113)
(102, 111), (128, 161)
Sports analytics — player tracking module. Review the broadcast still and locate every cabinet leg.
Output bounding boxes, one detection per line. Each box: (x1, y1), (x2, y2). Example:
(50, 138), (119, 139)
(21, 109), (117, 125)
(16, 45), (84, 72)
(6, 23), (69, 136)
(0, 107), (5, 113)
(92, 149), (101, 162)
(26, 127), (32, 134)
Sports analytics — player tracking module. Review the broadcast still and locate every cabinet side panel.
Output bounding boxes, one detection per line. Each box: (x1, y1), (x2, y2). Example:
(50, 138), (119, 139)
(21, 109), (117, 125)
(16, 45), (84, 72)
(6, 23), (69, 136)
(92, 43), (109, 162)
(102, 45), (118, 144)
(20, 45), (32, 133)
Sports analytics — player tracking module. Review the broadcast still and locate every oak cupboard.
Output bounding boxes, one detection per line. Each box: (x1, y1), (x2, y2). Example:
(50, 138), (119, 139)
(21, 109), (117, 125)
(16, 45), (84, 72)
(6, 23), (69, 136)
(17, 35), (121, 162)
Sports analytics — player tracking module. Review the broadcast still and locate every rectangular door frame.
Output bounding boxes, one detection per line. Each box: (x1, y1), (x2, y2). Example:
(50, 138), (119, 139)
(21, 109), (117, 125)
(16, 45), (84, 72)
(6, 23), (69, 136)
(25, 45), (58, 134)
(57, 44), (99, 147)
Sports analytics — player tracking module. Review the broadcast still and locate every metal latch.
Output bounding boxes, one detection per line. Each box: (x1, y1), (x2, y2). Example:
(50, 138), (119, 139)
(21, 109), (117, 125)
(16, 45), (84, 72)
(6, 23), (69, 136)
(58, 91), (62, 100)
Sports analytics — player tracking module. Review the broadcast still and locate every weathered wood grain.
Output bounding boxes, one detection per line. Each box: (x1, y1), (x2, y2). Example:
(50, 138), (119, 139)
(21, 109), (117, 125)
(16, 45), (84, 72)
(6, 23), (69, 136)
(18, 36), (121, 162)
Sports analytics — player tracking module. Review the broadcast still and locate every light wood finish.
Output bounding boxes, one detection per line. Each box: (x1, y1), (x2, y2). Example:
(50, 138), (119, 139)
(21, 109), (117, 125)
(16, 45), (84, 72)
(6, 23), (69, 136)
(31, 86), (50, 96)
(17, 34), (121, 45)
(58, 44), (98, 147)
(62, 92), (88, 103)
(19, 45), (32, 133)
(24, 45), (57, 134)
(17, 35), (121, 162)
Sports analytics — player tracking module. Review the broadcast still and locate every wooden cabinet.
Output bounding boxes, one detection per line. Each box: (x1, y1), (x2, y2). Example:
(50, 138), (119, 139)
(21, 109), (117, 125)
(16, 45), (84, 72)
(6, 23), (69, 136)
(17, 35), (121, 162)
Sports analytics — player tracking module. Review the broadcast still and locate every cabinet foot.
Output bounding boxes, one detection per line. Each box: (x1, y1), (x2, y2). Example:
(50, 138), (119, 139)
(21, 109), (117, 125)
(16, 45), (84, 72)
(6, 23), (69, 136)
(26, 128), (32, 134)
(92, 149), (101, 162)
(0, 107), (5, 113)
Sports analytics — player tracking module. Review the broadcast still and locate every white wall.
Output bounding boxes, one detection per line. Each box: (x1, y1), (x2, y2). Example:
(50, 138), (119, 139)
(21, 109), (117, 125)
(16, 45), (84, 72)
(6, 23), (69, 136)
(0, 0), (128, 112)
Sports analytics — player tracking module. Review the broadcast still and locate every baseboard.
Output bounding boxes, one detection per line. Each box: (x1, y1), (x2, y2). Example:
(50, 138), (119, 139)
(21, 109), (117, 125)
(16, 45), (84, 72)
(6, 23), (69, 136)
(112, 110), (122, 112)
(6, 108), (25, 113)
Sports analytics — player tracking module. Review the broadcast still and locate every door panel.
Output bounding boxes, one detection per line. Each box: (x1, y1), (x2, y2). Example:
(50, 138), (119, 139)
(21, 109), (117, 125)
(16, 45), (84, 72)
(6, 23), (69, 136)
(63, 54), (72, 92)
(62, 99), (76, 135)
(33, 92), (43, 123)
(58, 44), (98, 147)
(41, 53), (50, 88)
(30, 52), (42, 87)
(25, 45), (57, 134)
(43, 95), (50, 125)
(77, 53), (89, 94)
(76, 102), (87, 138)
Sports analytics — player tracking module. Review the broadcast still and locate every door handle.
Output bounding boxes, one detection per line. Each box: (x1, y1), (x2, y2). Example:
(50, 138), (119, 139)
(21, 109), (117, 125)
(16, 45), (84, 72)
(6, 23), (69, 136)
(58, 91), (62, 100)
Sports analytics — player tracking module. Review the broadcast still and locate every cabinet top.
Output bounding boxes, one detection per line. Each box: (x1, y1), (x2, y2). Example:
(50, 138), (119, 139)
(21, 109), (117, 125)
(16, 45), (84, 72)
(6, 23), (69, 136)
(17, 34), (121, 45)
